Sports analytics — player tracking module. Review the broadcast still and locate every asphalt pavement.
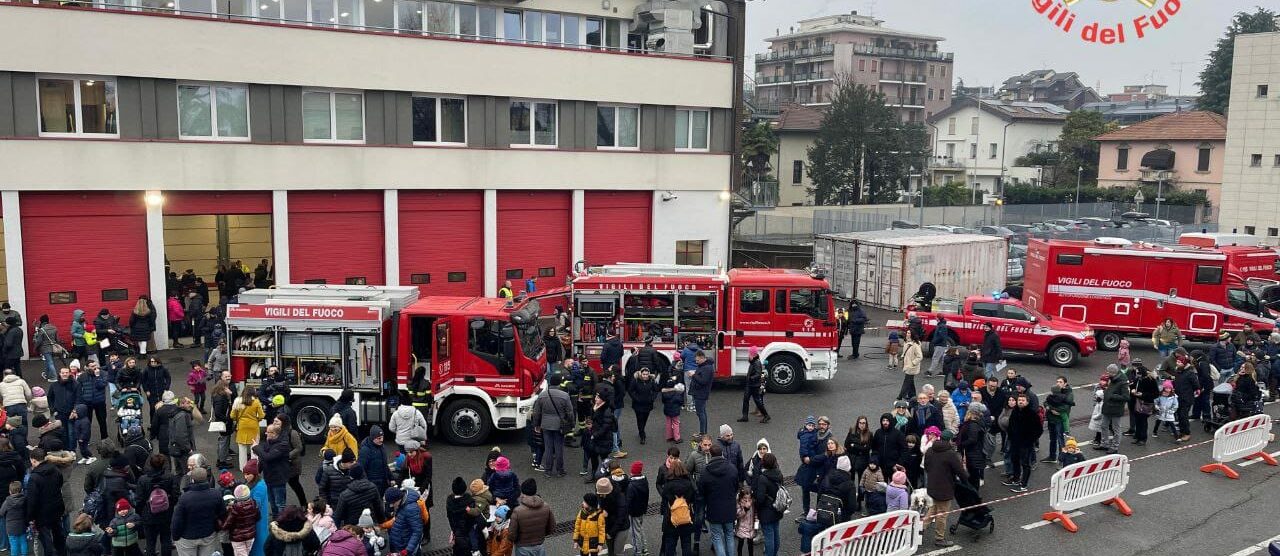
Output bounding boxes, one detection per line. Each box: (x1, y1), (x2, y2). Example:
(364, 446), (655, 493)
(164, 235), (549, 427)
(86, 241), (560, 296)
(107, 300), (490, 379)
(22, 311), (1280, 555)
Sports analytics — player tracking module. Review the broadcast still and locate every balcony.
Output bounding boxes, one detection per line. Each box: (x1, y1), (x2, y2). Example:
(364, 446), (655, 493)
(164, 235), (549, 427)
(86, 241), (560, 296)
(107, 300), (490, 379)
(854, 43), (954, 62)
(1139, 169), (1177, 182)
(755, 71), (832, 86)
(740, 180), (780, 208)
(883, 96), (925, 108)
(755, 44), (835, 63)
(929, 158), (966, 171)
(879, 73), (928, 84)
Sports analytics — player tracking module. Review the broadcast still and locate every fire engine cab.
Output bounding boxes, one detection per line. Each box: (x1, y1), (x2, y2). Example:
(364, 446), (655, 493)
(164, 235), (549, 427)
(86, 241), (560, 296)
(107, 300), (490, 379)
(227, 285), (546, 445)
(557, 264), (839, 393)
(1023, 238), (1279, 351)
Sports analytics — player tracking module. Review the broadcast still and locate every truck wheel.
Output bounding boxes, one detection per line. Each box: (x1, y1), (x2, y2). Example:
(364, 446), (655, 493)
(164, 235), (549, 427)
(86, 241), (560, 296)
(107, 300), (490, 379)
(439, 399), (492, 446)
(766, 355), (804, 394)
(1048, 342), (1079, 367)
(1096, 331), (1124, 351)
(291, 398), (333, 444)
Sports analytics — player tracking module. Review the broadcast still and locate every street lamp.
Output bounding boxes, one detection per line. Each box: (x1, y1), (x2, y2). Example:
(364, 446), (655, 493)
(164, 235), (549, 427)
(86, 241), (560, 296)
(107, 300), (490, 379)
(1074, 165), (1083, 218)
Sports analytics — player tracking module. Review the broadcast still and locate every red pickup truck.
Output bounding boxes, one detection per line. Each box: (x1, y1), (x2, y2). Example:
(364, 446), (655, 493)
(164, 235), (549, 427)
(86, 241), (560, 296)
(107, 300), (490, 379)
(890, 295), (1098, 367)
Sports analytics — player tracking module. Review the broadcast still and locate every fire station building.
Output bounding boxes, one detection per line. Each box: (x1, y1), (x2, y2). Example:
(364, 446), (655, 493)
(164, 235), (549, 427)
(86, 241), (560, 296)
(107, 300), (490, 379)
(0, 0), (741, 349)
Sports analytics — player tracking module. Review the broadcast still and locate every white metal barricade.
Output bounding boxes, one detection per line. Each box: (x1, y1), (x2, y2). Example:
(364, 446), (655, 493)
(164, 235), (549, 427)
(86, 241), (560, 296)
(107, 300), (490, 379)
(1041, 453), (1131, 532)
(1201, 413), (1276, 479)
(811, 509), (922, 556)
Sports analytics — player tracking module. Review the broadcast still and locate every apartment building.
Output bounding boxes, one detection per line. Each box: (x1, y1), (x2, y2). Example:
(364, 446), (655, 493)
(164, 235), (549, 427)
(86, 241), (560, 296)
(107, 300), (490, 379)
(753, 11), (953, 123)
(1094, 111), (1226, 218)
(927, 98), (1068, 194)
(1219, 31), (1280, 239)
(0, 0), (742, 349)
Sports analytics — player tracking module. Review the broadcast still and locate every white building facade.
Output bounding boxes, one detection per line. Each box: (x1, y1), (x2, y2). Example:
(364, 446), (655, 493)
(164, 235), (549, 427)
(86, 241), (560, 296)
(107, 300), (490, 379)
(926, 98), (1068, 195)
(0, 0), (740, 350)
(1219, 31), (1280, 239)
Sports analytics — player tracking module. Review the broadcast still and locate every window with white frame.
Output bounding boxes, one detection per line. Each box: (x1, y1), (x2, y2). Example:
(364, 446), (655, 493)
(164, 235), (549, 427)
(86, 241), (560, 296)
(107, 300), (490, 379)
(597, 105), (639, 149)
(675, 108), (709, 151)
(302, 91), (364, 143)
(411, 95), (466, 144)
(510, 100), (557, 147)
(37, 77), (119, 137)
(177, 83), (250, 140)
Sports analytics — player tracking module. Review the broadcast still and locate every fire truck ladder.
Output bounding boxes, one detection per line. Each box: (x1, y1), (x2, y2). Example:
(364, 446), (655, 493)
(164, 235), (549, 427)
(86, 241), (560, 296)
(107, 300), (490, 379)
(592, 263), (723, 278)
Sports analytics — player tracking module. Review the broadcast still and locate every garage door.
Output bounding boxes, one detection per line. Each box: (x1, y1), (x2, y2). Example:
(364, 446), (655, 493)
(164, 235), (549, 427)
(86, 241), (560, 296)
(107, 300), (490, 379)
(22, 192), (149, 350)
(498, 191), (571, 293)
(289, 191), (384, 285)
(399, 191), (483, 296)
(585, 191), (651, 266)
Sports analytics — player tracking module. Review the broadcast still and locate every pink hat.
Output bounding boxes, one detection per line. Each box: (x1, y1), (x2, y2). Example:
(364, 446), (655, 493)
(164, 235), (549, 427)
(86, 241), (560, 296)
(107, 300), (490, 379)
(923, 426), (941, 440)
(673, 353), (682, 361)
(748, 346), (759, 357)
(494, 456), (510, 473)
(891, 471), (907, 487)
(1161, 380), (1174, 391)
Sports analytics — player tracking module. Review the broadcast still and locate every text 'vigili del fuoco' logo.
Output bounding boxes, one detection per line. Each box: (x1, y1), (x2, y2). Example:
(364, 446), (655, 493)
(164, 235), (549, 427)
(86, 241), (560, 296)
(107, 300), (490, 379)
(1031, 0), (1183, 45)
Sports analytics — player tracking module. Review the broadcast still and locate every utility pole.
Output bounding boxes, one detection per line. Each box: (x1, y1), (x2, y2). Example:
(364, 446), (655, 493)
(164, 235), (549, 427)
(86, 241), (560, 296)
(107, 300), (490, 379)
(1074, 165), (1083, 218)
(857, 143), (866, 205)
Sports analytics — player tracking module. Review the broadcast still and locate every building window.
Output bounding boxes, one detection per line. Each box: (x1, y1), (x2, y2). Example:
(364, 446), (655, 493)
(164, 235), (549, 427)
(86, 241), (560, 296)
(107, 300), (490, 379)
(510, 100), (557, 147)
(411, 95), (466, 144)
(859, 60), (865, 71)
(947, 117), (956, 135)
(928, 89), (934, 101)
(502, 9), (522, 41)
(410, 274), (431, 284)
(1274, 154), (1280, 167)
(870, 60), (878, 72)
(944, 175), (954, 185)
(537, 267), (555, 277)
(177, 83), (249, 140)
(941, 66), (947, 77)
(1259, 84), (1270, 98)
(970, 116), (979, 135)
(929, 65), (936, 77)
(989, 143), (998, 159)
(940, 88), (945, 101)
(675, 108), (710, 151)
(505, 269), (523, 279)
(1251, 154), (1263, 167)
(792, 160), (803, 184)
(969, 143), (977, 159)
(675, 240), (706, 266)
(1245, 226), (1256, 235)
(447, 272), (467, 282)
(37, 77), (119, 137)
(596, 105), (639, 149)
(1117, 147), (1129, 170)
(1269, 228), (1278, 237)
(585, 17), (621, 49)
(302, 91), (363, 143)
(1197, 144), (1212, 172)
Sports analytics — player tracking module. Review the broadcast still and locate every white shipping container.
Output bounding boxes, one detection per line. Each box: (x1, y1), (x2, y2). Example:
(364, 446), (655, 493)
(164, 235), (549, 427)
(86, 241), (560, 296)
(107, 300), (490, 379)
(814, 231), (1006, 310)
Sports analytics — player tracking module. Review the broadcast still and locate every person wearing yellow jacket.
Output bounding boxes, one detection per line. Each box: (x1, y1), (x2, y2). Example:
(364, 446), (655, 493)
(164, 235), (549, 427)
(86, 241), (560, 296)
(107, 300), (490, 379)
(323, 414), (359, 459)
(572, 493), (606, 555)
(230, 386), (266, 469)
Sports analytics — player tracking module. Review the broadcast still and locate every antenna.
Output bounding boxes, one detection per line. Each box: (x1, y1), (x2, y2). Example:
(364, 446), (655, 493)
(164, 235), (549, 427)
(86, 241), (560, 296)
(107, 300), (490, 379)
(1170, 61), (1188, 96)
(865, 0), (877, 18)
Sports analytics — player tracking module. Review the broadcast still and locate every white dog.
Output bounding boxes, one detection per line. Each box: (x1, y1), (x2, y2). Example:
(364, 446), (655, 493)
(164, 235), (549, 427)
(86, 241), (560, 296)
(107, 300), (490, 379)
(910, 488), (934, 514)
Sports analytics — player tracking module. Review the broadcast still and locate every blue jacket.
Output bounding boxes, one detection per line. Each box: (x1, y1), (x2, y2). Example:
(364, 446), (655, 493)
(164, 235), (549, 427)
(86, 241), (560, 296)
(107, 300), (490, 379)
(388, 489), (423, 554)
(72, 403), (92, 443)
(794, 427), (828, 489)
(248, 480), (270, 556)
(688, 360), (715, 401)
(680, 344), (700, 371)
(930, 321), (951, 347)
(71, 310), (88, 347)
(356, 438), (389, 489)
(1209, 341), (1237, 371)
(76, 372), (108, 406)
(487, 469), (520, 505)
(659, 370), (684, 417)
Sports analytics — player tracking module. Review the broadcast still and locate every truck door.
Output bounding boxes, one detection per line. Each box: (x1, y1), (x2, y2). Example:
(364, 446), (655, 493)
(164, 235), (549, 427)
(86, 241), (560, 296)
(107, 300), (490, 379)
(433, 321), (452, 388)
(1140, 262), (1182, 330)
(1188, 264), (1225, 334)
(995, 303), (1044, 351)
(409, 317), (436, 381)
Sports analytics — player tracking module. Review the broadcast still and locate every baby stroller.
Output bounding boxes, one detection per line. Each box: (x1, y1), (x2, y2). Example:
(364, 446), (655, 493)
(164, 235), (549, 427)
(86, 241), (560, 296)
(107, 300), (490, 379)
(949, 479), (994, 537)
(1204, 382), (1234, 433)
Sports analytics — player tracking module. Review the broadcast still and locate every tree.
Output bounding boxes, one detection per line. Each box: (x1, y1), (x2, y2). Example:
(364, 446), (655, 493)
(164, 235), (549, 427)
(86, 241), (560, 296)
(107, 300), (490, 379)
(1055, 110), (1114, 187)
(1197, 8), (1278, 115)
(806, 78), (930, 205)
(923, 182), (971, 206)
(739, 121), (778, 185)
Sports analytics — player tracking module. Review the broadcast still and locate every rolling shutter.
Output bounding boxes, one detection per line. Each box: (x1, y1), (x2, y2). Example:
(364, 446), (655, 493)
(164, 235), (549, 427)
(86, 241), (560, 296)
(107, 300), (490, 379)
(22, 192), (149, 350)
(584, 191), (651, 266)
(497, 191), (571, 292)
(399, 191), (484, 295)
(289, 191), (384, 285)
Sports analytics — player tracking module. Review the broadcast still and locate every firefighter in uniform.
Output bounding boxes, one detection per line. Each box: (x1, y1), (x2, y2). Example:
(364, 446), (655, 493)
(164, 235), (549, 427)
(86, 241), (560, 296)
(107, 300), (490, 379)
(498, 280), (514, 299)
(407, 365), (433, 438)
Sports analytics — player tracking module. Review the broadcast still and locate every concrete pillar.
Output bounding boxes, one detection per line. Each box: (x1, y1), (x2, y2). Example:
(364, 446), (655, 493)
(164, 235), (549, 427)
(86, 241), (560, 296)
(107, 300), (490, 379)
(272, 191), (291, 285)
(384, 190), (400, 286)
(1, 192), (27, 358)
(484, 189), (497, 297)
(572, 189), (585, 266)
(145, 191), (169, 351)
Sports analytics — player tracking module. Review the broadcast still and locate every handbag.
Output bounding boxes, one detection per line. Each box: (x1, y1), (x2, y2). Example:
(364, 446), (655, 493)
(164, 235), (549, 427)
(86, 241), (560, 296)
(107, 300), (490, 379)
(208, 421), (227, 433)
(1134, 400), (1152, 416)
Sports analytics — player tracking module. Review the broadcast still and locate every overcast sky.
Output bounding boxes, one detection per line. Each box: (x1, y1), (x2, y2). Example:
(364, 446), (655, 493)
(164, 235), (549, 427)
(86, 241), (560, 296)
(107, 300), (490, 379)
(746, 0), (1271, 96)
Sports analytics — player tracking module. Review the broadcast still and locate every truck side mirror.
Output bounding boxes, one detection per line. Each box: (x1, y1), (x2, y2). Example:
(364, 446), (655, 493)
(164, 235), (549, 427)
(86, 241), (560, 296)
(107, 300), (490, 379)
(1029, 317), (1038, 324)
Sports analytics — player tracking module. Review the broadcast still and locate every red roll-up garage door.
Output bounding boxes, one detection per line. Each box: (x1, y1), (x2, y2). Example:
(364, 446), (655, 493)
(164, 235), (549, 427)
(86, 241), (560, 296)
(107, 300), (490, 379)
(399, 191), (484, 296)
(498, 191), (571, 291)
(584, 191), (652, 266)
(290, 191), (384, 285)
(23, 192), (149, 350)
(162, 191), (272, 215)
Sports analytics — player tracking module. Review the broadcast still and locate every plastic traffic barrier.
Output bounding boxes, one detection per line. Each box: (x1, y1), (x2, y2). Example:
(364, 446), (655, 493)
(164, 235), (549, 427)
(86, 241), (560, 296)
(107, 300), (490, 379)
(1200, 413), (1276, 479)
(811, 509), (922, 556)
(1041, 453), (1132, 532)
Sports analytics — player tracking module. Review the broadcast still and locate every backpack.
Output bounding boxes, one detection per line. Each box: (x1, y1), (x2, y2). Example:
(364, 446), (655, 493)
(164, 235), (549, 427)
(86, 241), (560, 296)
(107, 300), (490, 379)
(815, 493), (843, 526)
(669, 496), (692, 527)
(1209, 364), (1221, 382)
(149, 486), (171, 514)
(82, 483), (105, 520)
(771, 485), (792, 513)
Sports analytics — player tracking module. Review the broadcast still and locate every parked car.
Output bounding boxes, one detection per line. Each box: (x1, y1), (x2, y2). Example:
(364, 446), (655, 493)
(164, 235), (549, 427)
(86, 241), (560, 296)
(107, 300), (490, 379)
(922, 225), (967, 234)
(1003, 224), (1036, 243)
(1007, 257), (1025, 282)
(891, 219), (920, 229)
(1048, 219), (1086, 230)
(979, 225), (1016, 239)
(1120, 211), (1152, 220)
(1077, 217), (1116, 228)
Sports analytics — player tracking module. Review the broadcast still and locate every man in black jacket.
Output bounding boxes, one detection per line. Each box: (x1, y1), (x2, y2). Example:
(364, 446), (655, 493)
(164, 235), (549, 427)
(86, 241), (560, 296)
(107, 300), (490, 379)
(922, 432), (968, 548)
(1, 317), (24, 380)
(870, 413), (906, 471)
(697, 444), (739, 556)
(172, 467), (225, 556)
(1003, 394), (1042, 493)
(981, 323), (1002, 381)
(738, 346), (770, 423)
(27, 448), (67, 556)
(334, 465), (385, 526)
(251, 422), (292, 516)
(48, 366), (79, 448)
(141, 358), (171, 422)
(846, 301), (868, 360)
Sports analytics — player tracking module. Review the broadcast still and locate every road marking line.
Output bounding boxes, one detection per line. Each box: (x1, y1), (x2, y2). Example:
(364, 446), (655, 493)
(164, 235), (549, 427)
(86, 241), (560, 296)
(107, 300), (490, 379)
(1138, 480), (1187, 496)
(1077, 440), (1092, 447)
(1238, 450), (1280, 467)
(1023, 511), (1083, 530)
(1226, 533), (1280, 556)
(918, 545), (964, 556)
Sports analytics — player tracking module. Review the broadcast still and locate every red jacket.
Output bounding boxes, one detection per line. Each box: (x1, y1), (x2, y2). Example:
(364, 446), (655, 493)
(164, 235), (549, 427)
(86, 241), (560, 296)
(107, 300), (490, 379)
(221, 500), (260, 542)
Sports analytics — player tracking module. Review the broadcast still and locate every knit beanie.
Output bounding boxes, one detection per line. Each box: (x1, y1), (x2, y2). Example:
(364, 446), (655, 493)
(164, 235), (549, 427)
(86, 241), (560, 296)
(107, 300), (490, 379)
(234, 484), (250, 500)
(357, 508), (375, 528)
(583, 493), (599, 509)
(116, 499), (131, 512)
(630, 461), (644, 476)
(451, 477), (467, 496)
(329, 414), (343, 428)
(469, 479), (486, 495)
(595, 477), (613, 496)
(891, 471), (907, 487)
(242, 458), (260, 477)
(520, 478), (538, 497)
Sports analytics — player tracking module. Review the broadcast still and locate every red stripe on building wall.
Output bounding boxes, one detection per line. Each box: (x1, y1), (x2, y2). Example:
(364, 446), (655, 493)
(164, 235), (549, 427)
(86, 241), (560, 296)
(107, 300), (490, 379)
(288, 191), (384, 285)
(497, 191), (571, 293)
(399, 191), (484, 296)
(584, 191), (652, 266)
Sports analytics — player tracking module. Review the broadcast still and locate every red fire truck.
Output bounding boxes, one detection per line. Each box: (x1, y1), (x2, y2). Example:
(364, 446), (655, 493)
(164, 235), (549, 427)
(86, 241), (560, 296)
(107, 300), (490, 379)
(1022, 238), (1278, 351)
(227, 285), (546, 445)
(549, 264), (839, 393)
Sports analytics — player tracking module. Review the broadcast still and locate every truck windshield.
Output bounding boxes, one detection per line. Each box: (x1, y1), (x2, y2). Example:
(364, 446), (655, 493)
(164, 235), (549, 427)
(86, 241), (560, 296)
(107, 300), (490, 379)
(510, 300), (544, 359)
(789, 288), (830, 320)
(1228, 288), (1264, 315)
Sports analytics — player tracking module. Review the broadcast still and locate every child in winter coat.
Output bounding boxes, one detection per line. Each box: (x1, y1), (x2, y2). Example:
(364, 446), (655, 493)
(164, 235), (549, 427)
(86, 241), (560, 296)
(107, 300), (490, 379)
(115, 392), (144, 435)
(572, 493), (606, 556)
(734, 485), (756, 556)
(30, 387), (50, 422)
(222, 485), (261, 556)
(1153, 381), (1179, 438)
(860, 463), (886, 516)
(84, 326), (101, 368)
(1058, 437), (1086, 467)
(886, 331), (902, 370)
(68, 513), (105, 556)
(71, 403), (93, 459)
(625, 461), (649, 556)
(1118, 339), (1132, 368)
(356, 509), (385, 556)
(186, 362), (208, 414)
(308, 499), (337, 543)
(106, 499), (142, 556)
(882, 471), (910, 512)
(485, 505), (513, 556)
(0, 482), (27, 556)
